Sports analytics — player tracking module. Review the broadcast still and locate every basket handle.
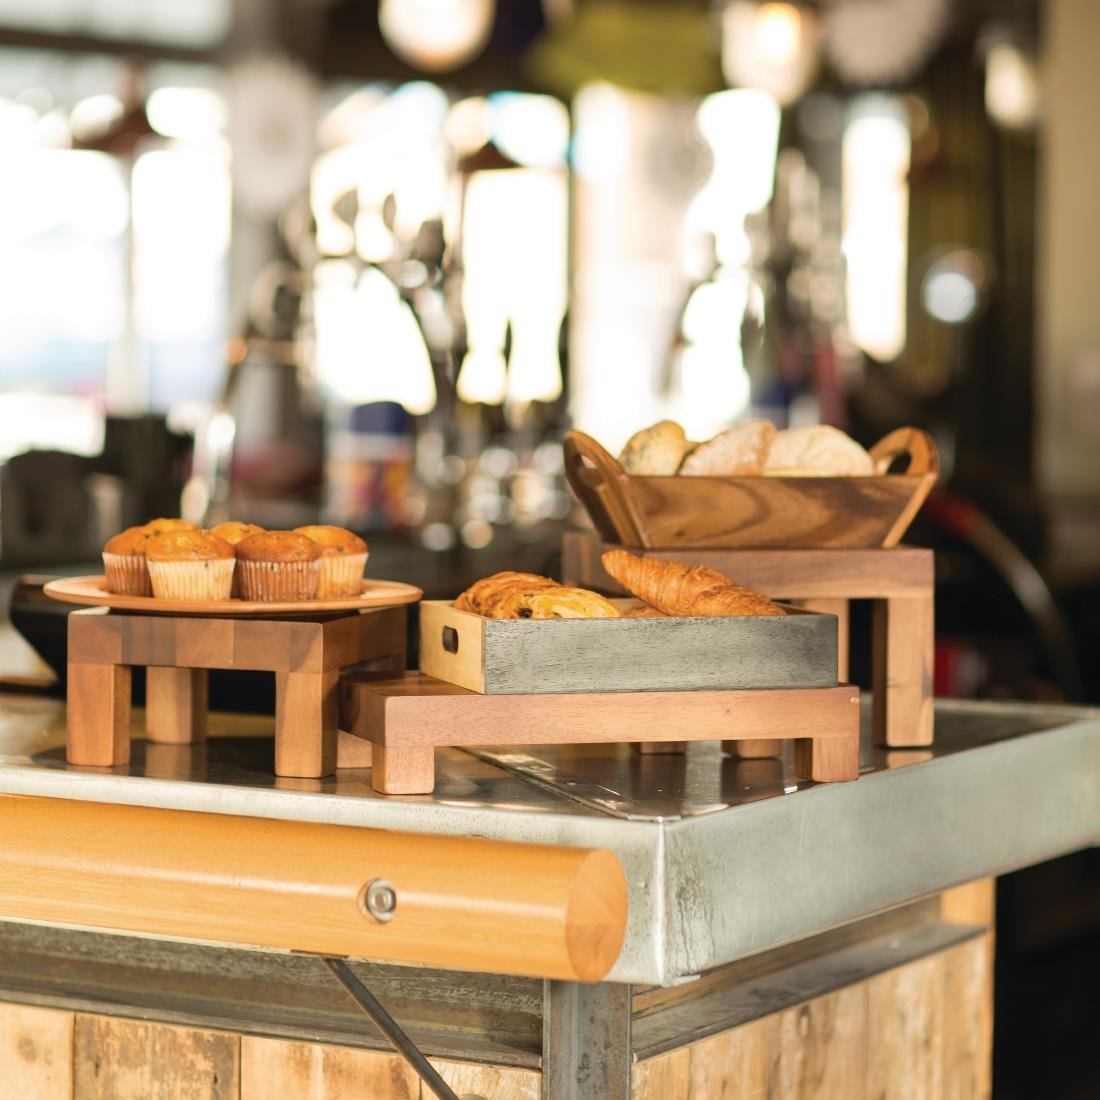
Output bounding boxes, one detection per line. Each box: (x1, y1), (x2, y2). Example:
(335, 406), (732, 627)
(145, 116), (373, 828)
(562, 430), (646, 546)
(869, 428), (939, 478)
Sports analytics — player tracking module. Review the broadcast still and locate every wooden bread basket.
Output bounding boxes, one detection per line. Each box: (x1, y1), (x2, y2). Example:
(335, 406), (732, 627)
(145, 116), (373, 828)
(562, 427), (938, 550)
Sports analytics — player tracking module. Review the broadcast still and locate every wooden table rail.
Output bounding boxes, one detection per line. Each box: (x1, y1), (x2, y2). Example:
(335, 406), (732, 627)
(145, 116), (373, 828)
(0, 795), (627, 983)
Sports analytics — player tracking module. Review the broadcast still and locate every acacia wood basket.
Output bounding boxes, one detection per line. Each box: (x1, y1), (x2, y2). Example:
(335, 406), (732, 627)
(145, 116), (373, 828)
(562, 427), (938, 550)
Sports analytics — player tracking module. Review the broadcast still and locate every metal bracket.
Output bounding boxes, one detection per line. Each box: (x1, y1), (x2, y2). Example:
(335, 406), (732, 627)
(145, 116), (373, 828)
(322, 956), (462, 1100)
(543, 980), (633, 1099)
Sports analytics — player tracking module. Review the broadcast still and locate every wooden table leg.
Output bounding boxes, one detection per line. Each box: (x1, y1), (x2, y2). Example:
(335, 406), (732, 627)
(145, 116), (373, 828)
(145, 667), (208, 744)
(633, 742), (687, 755)
(336, 730), (374, 769)
(275, 670), (339, 778)
(794, 734), (860, 782)
(67, 663), (132, 767)
(723, 738), (783, 758)
(370, 745), (435, 794)
(873, 595), (934, 747)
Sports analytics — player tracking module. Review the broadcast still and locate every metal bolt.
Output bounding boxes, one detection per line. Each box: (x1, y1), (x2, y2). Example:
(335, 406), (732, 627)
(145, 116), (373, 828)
(362, 878), (397, 923)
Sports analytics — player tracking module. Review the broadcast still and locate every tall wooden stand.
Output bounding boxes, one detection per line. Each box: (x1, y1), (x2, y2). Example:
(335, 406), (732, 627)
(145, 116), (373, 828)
(563, 533), (935, 748)
(66, 607), (406, 778)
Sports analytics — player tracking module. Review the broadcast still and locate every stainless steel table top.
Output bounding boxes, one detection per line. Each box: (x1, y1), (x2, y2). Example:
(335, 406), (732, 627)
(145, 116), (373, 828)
(1, 692), (1097, 984)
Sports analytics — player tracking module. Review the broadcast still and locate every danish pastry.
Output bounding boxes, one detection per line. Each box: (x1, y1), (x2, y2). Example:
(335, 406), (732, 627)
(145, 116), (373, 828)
(489, 587), (622, 620)
(454, 571), (559, 615)
(679, 420), (775, 476)
(602, 549), (785, 617)
(619, 420), (690, 476)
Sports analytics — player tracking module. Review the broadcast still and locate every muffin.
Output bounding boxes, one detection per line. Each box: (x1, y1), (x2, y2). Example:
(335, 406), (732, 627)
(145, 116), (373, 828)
(206, 523), (265, 596)
(143, 517), (199, 536)
(102, 526), (156, 596)
(293, 525), (369, 598)
(206, 521), (265, 545)
(145, 531), (235, 601)
(235, 531), (321, 601)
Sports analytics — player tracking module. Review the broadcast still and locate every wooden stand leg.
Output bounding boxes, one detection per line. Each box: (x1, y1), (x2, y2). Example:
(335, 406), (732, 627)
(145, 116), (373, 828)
(873, 595), (934, 748)
(723, 739), (782, 758)
(632, 742), (687, 755)
(275, 671), (339, 778)
(337, 730), (374, 769)
(794, 734), (860, 782)
(800, 597), (850, 681)
(370, 745), (435, 794)
(67, 663), (132, 767)
(145, 667), (208, 744)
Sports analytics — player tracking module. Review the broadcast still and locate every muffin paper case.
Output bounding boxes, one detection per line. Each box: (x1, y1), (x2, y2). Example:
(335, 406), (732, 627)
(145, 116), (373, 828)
(237, 559), (321, 601)
(147, 558), (235, 600)
(103, 553), (153, 597)
(316, 552), (369, 599)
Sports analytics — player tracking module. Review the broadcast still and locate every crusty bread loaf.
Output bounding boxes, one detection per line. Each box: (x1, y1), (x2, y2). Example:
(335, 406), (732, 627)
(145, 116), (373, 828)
(763, 425), (873, 477)
(679, 420), (775, 476)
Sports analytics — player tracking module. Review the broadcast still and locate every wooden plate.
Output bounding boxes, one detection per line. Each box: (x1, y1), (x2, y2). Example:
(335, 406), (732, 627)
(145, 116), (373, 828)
(43, 575), (422, 617)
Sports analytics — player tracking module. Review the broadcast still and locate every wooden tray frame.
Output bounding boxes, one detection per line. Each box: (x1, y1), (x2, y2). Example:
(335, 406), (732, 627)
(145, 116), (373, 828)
(563, 427), (938, 551)
(66, 606), (407, 778)
(563, 533), (934, 748)
(337, 672), (861, 794)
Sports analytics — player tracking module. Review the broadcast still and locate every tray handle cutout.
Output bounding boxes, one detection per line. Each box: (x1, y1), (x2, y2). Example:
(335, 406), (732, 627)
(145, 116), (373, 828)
(869, 427), (939, 478)
(562, 430), (647, 546)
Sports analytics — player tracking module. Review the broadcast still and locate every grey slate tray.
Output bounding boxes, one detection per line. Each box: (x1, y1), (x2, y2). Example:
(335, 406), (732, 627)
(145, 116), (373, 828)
(419, 600), (838, 695)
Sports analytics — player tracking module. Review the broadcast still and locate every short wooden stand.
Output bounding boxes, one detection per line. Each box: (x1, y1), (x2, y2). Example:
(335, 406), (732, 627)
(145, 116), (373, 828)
(339, 673), (861, 794)
(66, 606), (406, 778)
(563, 533), (934, 748)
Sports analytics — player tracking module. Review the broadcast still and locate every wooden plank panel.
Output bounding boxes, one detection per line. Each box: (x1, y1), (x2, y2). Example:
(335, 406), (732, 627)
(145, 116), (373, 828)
(633, 1046), (691, 1099)
(774, 984), (868, 1099)
(942, 934), (993, 1100)
(0, 1002), (73, 1099)
(432, 1059), (541, 1100)
(866, 953), (946, 1100)
(73, 1015), (238, 1100)
(241, 1036), (420, 1099)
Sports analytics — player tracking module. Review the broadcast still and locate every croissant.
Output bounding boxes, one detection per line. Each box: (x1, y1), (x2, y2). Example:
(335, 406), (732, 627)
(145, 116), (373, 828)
(624, 604), (667, 618)
(489, 587), (622, 620)
(601, 549), (785, 617)
(454, 571), (559, 615)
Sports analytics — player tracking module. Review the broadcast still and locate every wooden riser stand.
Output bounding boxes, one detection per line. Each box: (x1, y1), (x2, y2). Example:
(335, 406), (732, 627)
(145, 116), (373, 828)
(66, 606), (407, 778)
(338, 673), (861, 794)
(563, 533), (934, 750)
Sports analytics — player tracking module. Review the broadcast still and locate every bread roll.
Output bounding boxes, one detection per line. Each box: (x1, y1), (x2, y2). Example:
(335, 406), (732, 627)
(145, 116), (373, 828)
(454, 572), (559, 615)
(619, 420), (690, 476)
(763, 425), (873, 477)
(679, 420), (776, 476)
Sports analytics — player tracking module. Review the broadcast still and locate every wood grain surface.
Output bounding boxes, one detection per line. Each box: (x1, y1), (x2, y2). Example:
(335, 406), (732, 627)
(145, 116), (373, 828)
(73, 1016), (238, 1100)
(562, 427), (937, 550)
(562, 534), (934, 600)
(0, 794), (627, 982)
(0, 1002), (73, 1098)
(419, 600), (839, 696)
(65, 606), (407, 777)
(344, 674), (860, 791)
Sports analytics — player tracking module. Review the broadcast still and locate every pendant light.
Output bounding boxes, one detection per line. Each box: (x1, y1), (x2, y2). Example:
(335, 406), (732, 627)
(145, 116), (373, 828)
(379, 0), (496, 73)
